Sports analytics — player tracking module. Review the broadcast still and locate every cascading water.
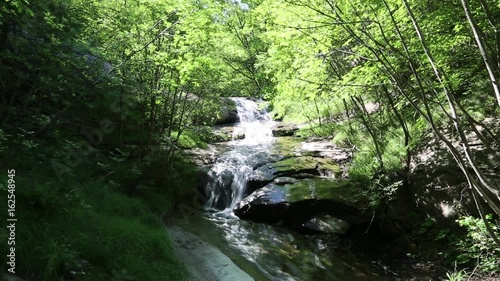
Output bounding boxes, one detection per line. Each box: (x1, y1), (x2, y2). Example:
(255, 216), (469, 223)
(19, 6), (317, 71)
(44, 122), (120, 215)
(176, 98), (386, 281)
(232, 98), (274, 144)
(205, 98), (274, 212)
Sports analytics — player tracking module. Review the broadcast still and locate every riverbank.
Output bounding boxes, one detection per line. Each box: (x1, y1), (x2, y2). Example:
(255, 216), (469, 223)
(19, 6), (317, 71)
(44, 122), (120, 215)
(0, 144), (198, 280)
(166, 226), (254, 281)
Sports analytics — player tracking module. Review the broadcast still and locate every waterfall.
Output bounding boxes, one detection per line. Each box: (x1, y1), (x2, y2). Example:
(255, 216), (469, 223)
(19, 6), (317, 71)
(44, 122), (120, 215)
(232, 98), (274, 144)
(205, 98), (274, 213)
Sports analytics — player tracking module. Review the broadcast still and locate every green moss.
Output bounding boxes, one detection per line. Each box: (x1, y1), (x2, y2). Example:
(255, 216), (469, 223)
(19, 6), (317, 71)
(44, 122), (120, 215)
(272, 156), (340, 174)
(284, 178), (368, 208)
(271, 137), (304, 156)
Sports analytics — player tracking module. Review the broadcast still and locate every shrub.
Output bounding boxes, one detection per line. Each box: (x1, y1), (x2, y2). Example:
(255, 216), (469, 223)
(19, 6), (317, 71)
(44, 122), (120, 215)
(454, 215), (500, 272)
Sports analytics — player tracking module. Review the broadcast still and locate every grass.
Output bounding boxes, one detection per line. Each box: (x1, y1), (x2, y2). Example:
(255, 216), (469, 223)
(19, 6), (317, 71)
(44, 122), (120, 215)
(0, 150), (190, 281)
(446, 267), (468, 281)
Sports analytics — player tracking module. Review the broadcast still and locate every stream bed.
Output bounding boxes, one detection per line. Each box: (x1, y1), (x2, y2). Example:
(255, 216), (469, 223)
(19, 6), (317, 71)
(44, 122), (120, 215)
(171, 98), (389, 281)
(168, 211), (387, 281)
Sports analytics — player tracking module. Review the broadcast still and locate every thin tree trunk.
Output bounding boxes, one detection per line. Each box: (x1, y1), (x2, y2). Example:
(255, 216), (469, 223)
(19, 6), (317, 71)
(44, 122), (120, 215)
(460, 0), (500, 106)
(477, 0), (500, 70)
(351, 95), (384, 172)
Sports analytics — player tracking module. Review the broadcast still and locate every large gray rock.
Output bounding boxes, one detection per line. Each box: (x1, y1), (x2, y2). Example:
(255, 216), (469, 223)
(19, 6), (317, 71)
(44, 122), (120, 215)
(245, 155), (342, 195)
(206, 169), (234, 209)
(300, 140), (352, 162)
(302, 215), (350, 234)
(272, 123), (299, 137)
(215, 98), (239, 125)
(234, 178), (371, 231)
(185, 145), (220, 166)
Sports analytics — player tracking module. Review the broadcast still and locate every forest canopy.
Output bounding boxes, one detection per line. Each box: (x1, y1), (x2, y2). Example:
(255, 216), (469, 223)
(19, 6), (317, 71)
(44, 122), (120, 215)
(1, 0), (499, 280)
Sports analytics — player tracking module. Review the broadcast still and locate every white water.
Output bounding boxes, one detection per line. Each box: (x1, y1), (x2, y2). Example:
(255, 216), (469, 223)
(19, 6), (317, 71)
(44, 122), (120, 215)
(196, 98), (385, 281)
(205, 98), (275, 213)
(232, 98), (274, 145)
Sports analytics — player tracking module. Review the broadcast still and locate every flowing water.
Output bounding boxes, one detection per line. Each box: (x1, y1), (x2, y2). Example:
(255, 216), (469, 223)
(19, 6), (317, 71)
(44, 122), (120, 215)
(174, 98), (387, 281)
(205, 97), (275, 212)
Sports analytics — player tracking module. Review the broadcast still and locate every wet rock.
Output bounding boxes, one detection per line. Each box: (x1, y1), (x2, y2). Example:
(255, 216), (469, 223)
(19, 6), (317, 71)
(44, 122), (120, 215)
(215, 98), (239, 125)
(206, 169), (234, 209)
(272, 123), (299, 137)
(234, 178), (371, 231)
(212, 125), (244, 142)
(300, 141), (352, 162)
(233, 186), (290, 224)
(246, 165), (275, 194)
(245, 156), (341, 194)
(273, 177), (298, 185)
(272, 156), (341, 177)
(167, 226), (255, 281)
(302, 215), (350, 234)
(244, 152), (283, 170)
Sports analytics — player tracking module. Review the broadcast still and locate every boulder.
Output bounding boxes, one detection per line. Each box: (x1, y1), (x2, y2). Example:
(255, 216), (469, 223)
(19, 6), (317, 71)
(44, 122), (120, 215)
(185, 146), (220, 166)
(302, 215), (350, 234)
(205, 169), (234, 209)
(272, 156), (341, 177)
(243, 151), (283, 170)
(246, 165), (275, 194)
(300, 140), (352, 162)
(271, 136), (303, 157)
(234, 178), (371, 231)
(245, 156), (341, 195)
(212, 125), (244, 142)
(215, 98), (239, 125)
(272, 123), (299, 137)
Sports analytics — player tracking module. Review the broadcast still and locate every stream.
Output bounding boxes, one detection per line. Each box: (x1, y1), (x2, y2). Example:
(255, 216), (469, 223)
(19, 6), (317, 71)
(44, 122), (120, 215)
(170, 98), (388, 281)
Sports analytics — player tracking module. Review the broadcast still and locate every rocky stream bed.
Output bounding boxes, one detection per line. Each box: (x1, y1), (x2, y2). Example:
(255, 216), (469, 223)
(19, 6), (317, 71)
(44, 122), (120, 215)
(169, 98), (498, 281)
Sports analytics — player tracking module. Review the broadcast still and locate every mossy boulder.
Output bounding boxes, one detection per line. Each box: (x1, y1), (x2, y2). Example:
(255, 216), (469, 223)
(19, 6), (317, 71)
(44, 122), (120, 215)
(272, 123), (299, 137)
(272, 156), (341, 177)
(211, 125), (244, 142)
(270, 136), (303, 157)
(215, 98), (239, 125)
(302, 215), (350, 234)
(234, 177), (371, 231)
(245, 156), (342, 195)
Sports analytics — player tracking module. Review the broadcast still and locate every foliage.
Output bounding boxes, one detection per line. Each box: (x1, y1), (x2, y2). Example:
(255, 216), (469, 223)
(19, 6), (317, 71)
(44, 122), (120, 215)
(0, 158), (188, 280)
(446, 267), (469, 281)
(455, 215), (500, 272)
(1, 0), (500, 278)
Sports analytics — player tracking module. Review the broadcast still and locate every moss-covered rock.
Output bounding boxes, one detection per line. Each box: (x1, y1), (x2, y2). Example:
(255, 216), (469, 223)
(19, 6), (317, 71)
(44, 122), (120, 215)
(271, 136), (303, 157)
(234, 177), (372, 230)
(302, 215), (350, 234)
(272, 123), (299, 137)
(215, 97), (239, 125)
(272, 156), (341, 177)
(245, 155), (342, 195)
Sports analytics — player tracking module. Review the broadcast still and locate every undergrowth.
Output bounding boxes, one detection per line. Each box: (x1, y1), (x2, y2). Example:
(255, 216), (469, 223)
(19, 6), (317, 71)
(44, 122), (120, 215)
(0, 138), (195, 281)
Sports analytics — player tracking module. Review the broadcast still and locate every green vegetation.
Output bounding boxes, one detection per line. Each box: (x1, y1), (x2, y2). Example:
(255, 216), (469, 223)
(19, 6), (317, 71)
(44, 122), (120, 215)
(1, 0), (500, 279)
(455, 215), (500, 271)
(446, 268), (468, 281)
